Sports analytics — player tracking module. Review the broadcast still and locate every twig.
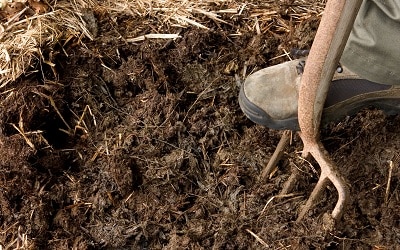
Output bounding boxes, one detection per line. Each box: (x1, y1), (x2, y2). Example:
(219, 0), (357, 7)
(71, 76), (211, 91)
(260, 193), (300, 215)
(32, 91), (72, 131)
(246, 229), (269, 248)
(11, 112), (36, 149)
(126, 33), (181, 42)
(385, 160), (394, 204)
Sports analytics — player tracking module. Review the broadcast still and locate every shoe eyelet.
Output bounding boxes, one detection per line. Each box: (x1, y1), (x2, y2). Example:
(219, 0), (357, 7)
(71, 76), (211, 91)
(296, 60), (306, 75)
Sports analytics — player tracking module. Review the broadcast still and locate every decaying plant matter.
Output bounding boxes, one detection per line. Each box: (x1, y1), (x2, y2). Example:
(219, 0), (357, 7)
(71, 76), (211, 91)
(1, 0), (399, 249)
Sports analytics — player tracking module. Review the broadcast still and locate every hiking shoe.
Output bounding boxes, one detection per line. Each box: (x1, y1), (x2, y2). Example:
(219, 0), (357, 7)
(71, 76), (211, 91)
(239, 58), (400, 130)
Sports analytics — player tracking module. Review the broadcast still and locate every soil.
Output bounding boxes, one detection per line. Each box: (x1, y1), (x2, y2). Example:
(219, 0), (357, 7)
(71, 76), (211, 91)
(1, 2), (400, 249)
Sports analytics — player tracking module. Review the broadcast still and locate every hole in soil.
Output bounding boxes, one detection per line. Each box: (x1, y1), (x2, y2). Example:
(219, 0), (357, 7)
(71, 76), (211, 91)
(239, 174), (254, 187)
(374, 212), (382, 221)
(3, 113), (70, 150)
(41, 119), (71, 149)
(180, 195), (197, 212)
(11, 195), (24, 212)
(163, 66), (184, 94)
(130, 164), (143, 189)
(127, 81), (144, 97)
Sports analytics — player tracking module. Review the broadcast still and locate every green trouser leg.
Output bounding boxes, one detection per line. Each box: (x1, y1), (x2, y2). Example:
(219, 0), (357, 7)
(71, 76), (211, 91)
(341, 0), (400, 85)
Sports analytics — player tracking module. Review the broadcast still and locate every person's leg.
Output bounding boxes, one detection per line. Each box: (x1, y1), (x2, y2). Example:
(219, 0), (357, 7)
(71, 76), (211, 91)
(239, 0), (400, 130)
(341, 1), (400, 85)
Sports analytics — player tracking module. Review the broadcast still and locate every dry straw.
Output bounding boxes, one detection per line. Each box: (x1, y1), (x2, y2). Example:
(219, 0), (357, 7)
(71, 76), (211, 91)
(0, 0), (324, 88)
(0, 0), (97, 87)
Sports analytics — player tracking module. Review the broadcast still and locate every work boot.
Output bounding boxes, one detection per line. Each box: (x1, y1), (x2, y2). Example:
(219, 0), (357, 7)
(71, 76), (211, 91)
(239, 58), (400, 130)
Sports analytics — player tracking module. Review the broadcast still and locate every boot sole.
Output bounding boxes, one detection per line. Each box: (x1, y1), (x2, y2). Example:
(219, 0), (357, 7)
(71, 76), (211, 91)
(239, 84), (300, 130)
(239, 83), (400, 130)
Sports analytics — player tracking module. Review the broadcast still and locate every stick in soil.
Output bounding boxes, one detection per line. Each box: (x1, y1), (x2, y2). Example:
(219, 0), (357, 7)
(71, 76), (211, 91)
(385, 160), (394, 204)
(245, 229), (269, 248)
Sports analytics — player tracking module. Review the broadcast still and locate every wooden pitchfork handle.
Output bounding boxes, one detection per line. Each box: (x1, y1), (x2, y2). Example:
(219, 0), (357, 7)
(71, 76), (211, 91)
(297, 0), (363, 221)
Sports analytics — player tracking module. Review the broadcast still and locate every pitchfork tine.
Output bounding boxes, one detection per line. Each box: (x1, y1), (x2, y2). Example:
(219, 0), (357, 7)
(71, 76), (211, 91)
(296, 143), (349, 222)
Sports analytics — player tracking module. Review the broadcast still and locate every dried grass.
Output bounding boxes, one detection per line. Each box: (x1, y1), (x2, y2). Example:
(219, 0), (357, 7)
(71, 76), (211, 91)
(0, 0), (324, 87)
(0, 0), (98, 87)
